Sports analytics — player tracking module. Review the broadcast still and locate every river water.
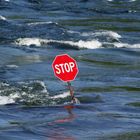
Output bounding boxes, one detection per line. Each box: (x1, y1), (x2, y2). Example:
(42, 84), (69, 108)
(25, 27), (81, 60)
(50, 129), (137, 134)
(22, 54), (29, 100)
(0, 0), (140, 140)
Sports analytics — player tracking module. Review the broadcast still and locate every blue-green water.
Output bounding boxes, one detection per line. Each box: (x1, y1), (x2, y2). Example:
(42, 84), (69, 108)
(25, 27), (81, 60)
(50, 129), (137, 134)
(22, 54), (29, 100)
(0, 0), (140, 139)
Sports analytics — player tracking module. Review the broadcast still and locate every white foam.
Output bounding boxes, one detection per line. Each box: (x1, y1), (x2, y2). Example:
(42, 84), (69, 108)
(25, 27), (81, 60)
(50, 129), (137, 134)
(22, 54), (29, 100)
(96, 31), (121, 39)
(6, 65), (19, 68)
(114, 43), (140, 48)
(0, 96), (15, 105)
(82, 31), (121, 40)
(15, 38), (102, 49)
(36, 81), (48, 93)
(129, 10), (137, 13)
(67, 30), (80, 34)
(107, 0), (136, 2)
(10, 93), (20, 99)
(50, 40), (102, 49)
(50, 91), (70, 99)
(15, 37), (140, 49)
(15, 38), (41, 46)
(27, 21), (57, 26)
(0, 15), (7, 21)
(129, 0), (136, 2)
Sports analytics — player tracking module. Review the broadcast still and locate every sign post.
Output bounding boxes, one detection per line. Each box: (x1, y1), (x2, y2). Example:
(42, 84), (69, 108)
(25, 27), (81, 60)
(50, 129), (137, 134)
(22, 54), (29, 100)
(67, 82), (75, 103)
(52, 54), (79, 103)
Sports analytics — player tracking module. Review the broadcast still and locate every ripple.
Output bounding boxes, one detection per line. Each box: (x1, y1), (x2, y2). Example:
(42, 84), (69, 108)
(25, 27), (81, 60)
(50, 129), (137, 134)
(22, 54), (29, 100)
(126, 102), (140, 107)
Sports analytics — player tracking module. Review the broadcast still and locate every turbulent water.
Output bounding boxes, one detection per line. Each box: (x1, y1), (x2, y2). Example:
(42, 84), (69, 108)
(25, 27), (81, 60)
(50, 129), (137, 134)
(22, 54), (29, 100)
(0, 0), (140, 139)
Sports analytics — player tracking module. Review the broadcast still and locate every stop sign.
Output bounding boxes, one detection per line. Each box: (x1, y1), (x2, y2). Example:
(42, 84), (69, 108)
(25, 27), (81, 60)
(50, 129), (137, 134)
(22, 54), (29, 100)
(52, 54), (79, 82)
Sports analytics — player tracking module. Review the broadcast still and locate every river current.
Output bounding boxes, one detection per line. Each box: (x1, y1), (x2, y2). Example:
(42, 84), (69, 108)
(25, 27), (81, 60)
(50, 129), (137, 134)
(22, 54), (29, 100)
(0, 0), (140, 140)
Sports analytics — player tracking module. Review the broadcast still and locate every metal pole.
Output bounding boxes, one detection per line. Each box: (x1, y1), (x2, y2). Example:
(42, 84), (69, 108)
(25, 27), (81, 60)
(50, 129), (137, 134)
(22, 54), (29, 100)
(67, 81), (75, 103)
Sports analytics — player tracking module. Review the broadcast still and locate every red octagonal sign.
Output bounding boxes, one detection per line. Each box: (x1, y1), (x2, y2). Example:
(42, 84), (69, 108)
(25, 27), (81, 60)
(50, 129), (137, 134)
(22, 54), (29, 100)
(52, 54), (79, 82)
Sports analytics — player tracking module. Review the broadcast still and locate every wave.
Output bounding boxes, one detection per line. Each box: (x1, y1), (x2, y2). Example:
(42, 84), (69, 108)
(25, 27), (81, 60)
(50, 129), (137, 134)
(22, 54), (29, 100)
(15, 38), (102, 49)
(113, 42), (140, 48)
(27, 21), (58, 26)
(5, 65), (19, 68)
(50, 92), (70, 99)
(0, 81), (72, 106)
(107, 0), (137, 2)
(68, 30), (121, 39)
(15, 38), (42, 47)
(0, 80), (105, 105)
(0, 96), (15, 105)
(81, 31), (121, 41)
(0, 15), (7, 21)
(15, 37), (140, 50)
